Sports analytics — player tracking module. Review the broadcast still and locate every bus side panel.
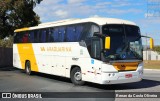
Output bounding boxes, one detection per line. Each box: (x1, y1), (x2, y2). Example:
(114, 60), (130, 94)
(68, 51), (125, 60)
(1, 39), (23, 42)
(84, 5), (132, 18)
(80, 58), (104, 83)
(52, 55), (66, 76)
(65, 44), (91, 78)
(31, 43), (53, 74)
(16, 43), (39, 72)
(13, 44), (22, 69)
(34, 54), (52, 74)
(32, 43), (66, 76)
(65, 45), (103, 83)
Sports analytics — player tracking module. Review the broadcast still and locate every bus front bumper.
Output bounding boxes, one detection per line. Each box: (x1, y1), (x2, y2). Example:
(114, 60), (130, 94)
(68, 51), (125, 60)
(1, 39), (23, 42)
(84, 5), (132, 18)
(100, 71), (143, 84)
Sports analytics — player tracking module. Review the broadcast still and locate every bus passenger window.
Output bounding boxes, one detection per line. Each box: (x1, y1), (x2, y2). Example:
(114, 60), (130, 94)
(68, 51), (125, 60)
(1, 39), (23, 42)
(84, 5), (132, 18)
(76, 26), (83, 41)
(79, 23), (92, 41)
(45, 29), (49, 42)
(22, 32), (29, 43)
(14, 33), (22, 43)
(39, 30), (42, 43)
(41, 29), (46, 42)
(91, 25), (100, 34)
(34, 30), (39, 43)
(66, 26), (76, 42)
(53, 28), (59, 42)
(29, 31), (34, 43)
(59, 27), (65, 42)
(49, 28), (54, 42)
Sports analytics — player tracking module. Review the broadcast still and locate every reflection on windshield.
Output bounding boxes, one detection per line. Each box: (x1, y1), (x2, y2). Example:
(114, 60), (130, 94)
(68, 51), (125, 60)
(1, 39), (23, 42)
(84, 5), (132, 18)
(102, 24), (143, 61)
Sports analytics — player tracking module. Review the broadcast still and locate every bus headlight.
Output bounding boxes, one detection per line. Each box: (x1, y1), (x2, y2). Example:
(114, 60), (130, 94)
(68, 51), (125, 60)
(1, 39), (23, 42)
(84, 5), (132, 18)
(108, 73), (116, 77)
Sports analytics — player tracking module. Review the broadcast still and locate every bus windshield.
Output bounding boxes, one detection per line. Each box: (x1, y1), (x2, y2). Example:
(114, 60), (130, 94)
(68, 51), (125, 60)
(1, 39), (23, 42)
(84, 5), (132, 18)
(102, 24), (143, 61)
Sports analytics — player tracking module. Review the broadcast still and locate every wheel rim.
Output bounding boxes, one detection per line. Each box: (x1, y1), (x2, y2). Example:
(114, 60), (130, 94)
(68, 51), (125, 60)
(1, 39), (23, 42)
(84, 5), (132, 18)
(74, 71), (82, 81)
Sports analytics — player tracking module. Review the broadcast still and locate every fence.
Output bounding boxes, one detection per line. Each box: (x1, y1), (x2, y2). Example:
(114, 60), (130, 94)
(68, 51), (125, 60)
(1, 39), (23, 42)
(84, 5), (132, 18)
(0, 47), (13, 67)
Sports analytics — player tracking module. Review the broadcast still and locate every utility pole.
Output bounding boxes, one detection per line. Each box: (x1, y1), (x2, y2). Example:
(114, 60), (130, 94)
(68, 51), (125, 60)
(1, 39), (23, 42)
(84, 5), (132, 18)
(146, 33), (148, 61)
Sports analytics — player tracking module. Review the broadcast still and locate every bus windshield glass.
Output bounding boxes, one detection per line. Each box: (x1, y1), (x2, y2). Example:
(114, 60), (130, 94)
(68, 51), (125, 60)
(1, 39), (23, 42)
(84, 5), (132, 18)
(102, 24), (143, 61)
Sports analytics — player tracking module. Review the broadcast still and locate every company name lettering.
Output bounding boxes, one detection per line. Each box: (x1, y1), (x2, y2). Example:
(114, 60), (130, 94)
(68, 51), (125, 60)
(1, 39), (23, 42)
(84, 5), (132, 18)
(40, 47), (72, 52)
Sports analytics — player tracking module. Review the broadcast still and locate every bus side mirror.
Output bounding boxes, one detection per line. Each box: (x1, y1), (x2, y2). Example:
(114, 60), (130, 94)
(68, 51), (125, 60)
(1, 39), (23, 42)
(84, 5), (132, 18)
(150, 38), (154, 49)
(105, 37), (110, 49)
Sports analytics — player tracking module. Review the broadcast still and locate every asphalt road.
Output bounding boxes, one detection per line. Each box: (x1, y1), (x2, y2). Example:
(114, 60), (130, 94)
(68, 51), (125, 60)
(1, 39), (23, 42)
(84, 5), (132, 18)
(0, 67), (159, 101)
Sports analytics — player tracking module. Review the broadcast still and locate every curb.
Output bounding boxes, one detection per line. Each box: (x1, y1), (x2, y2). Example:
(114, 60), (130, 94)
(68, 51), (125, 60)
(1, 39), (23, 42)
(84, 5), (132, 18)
(144, 69), (160, 71)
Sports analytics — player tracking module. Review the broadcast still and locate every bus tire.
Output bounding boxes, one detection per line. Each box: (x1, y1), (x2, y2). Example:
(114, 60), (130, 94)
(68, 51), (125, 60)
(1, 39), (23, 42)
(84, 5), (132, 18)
(25, 61), (32, 75)
(71, 67), (85, 85)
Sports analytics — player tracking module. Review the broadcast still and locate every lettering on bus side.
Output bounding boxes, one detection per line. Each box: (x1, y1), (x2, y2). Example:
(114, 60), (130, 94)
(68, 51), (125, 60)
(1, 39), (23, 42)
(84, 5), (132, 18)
(40, 47), (72, 52)
(40, 47), (45, 51)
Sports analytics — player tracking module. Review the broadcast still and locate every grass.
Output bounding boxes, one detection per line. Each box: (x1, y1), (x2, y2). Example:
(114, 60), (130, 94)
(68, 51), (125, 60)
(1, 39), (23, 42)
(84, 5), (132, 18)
(144, 60), (160, 69)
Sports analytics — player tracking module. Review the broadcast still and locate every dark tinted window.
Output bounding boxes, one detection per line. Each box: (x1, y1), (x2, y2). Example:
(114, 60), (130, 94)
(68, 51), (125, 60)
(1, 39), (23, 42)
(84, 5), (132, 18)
(79, 23), (92, 41)
(29, 31), (34, 43)
(65, 24), (93, 42)
(45, 29), (49, 42)
(49, 28), (54, 42)
(14, 23), (99, 43)
(14, 33), (22, 43)
(66, 26), (76, 42)
(53, 28), (59, 42)
(22, 32), (29, 43)
(76, 26), (83, 41)
(59, 27), (65, 42)
(34, 30), (39, 43)
(41, 29), (47, 42)
(92, 39), (101, 59)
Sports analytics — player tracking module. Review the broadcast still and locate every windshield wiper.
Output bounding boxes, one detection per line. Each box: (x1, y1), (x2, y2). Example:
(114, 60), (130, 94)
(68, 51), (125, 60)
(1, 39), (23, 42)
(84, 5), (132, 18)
(106, 53), (119, 60)
(105, 42), (129, 60)
(129, 47), (142, 59)
(106, 43), (141, 60)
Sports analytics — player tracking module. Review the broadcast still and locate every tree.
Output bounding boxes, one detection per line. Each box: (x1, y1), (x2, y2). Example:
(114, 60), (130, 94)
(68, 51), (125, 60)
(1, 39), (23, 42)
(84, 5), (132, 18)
(0, 0), (42, 39)
(0, 35), (13, 48)
(153, 46), (160, 54)
(0, 0), (11, 38)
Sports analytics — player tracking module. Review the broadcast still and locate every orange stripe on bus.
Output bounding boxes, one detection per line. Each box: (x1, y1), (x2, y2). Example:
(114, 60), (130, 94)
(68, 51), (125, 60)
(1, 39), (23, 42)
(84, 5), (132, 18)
(113, 62), (138, 71)
(14, 28), (29, 32)
(17, 44), (39, 72)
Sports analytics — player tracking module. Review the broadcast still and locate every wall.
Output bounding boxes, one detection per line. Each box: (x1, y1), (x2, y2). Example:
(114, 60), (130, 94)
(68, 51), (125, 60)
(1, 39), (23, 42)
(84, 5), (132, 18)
(143, 51), (160, 60)
(0, 47), (13, 67)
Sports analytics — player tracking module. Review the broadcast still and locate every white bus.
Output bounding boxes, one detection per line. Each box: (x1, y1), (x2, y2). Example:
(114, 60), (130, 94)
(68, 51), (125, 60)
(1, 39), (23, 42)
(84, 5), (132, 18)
(13, 17), (153, 85)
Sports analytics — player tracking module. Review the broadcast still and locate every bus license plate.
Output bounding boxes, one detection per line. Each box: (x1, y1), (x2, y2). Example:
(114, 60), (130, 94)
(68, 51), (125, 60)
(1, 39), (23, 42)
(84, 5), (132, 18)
(125, 74), (132, 78)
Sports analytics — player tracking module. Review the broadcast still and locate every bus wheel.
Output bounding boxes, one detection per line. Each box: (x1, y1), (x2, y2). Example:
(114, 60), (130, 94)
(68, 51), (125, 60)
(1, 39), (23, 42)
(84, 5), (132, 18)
(25, 61), (32, 75)
(71, 67), (85, 85)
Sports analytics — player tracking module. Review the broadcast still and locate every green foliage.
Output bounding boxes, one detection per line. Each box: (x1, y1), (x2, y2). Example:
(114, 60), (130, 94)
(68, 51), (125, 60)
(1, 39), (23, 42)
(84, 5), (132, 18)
(153, 46), (160, 54)
(0, 35), (13, 48)
(0, 0), (42, 39)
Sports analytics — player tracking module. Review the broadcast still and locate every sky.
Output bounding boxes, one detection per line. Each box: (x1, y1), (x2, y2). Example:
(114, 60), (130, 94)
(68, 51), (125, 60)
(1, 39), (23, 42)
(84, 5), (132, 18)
(34, 0), (160, 45)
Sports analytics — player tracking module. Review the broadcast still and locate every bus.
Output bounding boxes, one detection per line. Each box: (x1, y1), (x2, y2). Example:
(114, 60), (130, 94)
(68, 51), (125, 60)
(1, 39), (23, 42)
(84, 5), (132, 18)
(13, 17), (154, 85)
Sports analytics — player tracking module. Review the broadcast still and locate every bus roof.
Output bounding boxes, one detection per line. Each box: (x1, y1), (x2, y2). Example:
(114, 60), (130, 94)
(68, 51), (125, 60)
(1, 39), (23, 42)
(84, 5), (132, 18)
(14, 17), (137, 32)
